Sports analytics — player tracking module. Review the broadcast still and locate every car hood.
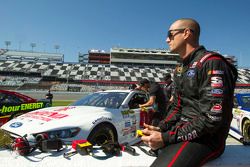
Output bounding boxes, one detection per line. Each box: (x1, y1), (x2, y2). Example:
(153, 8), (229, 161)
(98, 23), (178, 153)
(1, 106), (112, 137)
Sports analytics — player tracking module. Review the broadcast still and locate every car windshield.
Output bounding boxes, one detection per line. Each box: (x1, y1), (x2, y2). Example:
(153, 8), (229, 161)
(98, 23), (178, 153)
(71, 92), (129, 109)
(241, 95), (250, 108)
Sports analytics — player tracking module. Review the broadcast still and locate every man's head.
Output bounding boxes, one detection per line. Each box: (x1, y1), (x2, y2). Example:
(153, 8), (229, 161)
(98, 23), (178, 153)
(166, 18), (200, 59)
(139, 78), (150, 91)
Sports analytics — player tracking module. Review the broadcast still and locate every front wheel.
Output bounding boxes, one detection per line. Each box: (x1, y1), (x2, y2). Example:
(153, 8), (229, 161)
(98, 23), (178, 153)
(87, 124), (116, 146)
(242, 119), (250, 144)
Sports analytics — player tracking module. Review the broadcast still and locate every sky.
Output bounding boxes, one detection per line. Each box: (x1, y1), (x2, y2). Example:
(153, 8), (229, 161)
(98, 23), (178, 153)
(0, 0), (249, 67)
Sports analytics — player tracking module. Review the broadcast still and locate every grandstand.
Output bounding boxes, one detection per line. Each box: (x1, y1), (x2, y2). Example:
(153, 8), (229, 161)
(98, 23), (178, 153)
(0, 48), (249, 92)
(110, 47), (180, 67)
(0, 60), (173, 88)
(0, 49), (63, 63)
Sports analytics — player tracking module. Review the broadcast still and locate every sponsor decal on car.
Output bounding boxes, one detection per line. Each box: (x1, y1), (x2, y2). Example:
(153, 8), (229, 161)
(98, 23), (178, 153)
(53, 106), (76, 112)
(10, 122), (23, 128)
(20, 111), (68, 122)
(0, 102), (44, 113)
(122, 125), (136, 136)
(121, 110), (135, 119)
(92, 116), (112, 124)
(125, 121), (131, 127)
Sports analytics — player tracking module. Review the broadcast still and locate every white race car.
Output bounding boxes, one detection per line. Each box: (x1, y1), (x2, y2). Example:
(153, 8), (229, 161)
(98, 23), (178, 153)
(1, 90), (154, 151)
(229, 93), (250, 144)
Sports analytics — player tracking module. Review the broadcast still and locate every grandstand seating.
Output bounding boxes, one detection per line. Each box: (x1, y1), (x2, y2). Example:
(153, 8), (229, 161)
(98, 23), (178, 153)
(0, 60), (250, 91)
(237, 69), (250, 83)
(0, 60), (175, 82)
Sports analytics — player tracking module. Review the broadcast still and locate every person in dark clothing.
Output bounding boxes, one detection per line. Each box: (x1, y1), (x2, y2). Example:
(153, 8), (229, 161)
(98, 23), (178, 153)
(141, 18), (238, 167)
(128, 83), (137, 90)
(138, 78), (167, 126)
(163, 73), (174, 110)
(45, 89), (53, 106)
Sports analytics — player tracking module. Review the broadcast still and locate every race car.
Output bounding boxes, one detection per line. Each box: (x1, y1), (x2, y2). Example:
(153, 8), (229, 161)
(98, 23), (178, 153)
(229, 93), (250, 144)
(0, 90), (154, 153)
(0, 90), (51, 126)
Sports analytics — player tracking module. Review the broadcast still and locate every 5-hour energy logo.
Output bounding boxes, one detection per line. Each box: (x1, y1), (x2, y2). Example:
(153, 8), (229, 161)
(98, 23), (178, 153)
(0, 102), (44, 113)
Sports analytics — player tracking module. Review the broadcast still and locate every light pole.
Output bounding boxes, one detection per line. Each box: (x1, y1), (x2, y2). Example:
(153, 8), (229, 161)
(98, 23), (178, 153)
(5, 41), (11, 49)
(30, 43), (36, 52)
(54, 45), (60, 53)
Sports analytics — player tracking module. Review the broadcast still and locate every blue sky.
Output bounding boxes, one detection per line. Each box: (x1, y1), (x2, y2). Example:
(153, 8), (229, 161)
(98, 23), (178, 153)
(0, 0), (249, 67)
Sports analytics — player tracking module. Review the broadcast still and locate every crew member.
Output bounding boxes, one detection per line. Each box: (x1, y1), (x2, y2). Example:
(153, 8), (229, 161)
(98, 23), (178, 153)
(45, 89), (53, 106)
(138, 78), (166, 126)
(163, 73), (174, 111)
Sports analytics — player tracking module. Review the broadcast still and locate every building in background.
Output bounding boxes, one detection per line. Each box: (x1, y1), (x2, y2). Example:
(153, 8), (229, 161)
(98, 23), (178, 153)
(0, 49), (64, 63)
(79, 47), (180, 67)
(78, 50), (110, 64)
(78, 52), (88, 64)
(110, 47), (180, 68)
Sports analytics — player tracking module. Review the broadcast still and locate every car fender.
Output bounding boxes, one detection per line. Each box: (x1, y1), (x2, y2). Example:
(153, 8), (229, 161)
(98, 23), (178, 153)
(240, 112), (250, 131)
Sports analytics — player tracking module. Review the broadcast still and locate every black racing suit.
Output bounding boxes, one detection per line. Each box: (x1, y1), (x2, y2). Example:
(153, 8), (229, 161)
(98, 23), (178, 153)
(152, 46), (238, 167)
(163, 80), (174, 114)
(149, 82), (167, 126)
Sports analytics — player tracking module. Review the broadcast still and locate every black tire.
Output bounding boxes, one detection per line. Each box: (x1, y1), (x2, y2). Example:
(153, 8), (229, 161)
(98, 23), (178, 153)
(87, 124), (116, 146)
(243, 119), (250, 143)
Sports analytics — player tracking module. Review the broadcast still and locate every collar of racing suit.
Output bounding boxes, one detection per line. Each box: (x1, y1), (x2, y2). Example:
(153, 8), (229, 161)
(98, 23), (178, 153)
(182, 46), (206, 66)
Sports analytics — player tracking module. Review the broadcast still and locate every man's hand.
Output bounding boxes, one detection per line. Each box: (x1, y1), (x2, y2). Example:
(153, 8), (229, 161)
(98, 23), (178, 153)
(141, 123), (164, 150)
(143, 123), (160, 131)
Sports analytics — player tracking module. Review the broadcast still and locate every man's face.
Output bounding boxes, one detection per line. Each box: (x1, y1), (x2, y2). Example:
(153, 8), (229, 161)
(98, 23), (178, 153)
(166, 21), (186, 55)
(140, 83), (150, 92)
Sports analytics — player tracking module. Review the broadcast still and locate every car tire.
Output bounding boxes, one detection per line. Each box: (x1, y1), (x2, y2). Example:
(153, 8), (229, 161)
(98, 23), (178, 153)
(87, 124), (116, 146)
(243, 119), (250, 144)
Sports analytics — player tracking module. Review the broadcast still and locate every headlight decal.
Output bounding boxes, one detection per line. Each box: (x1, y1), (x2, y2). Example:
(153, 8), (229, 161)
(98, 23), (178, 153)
(34, 127), (80, 139)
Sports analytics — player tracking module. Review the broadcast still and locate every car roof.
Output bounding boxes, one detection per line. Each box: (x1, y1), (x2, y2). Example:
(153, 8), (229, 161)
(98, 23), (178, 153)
(0, 89), (37, 101)
(235, 93), (250, 96)
(96, 89), (143, 94)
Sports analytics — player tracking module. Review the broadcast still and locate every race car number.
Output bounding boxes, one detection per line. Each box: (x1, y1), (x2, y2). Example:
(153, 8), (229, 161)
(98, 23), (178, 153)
(21, 111), (68, 122)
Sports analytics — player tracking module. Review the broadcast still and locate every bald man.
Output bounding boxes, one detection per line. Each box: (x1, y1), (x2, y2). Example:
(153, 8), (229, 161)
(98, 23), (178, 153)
(141, 18), (238, 167)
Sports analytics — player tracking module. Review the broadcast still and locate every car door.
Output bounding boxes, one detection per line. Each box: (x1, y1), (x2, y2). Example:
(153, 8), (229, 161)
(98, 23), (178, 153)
(231, 95), (241, 131)
(117, 92), (149, 143)
(127, 92), (153, 130)
(0, 92), (25, 125)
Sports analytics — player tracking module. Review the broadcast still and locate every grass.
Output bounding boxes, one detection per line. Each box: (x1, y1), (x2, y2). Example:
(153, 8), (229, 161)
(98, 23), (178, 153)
(52, 100), (75, 107)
